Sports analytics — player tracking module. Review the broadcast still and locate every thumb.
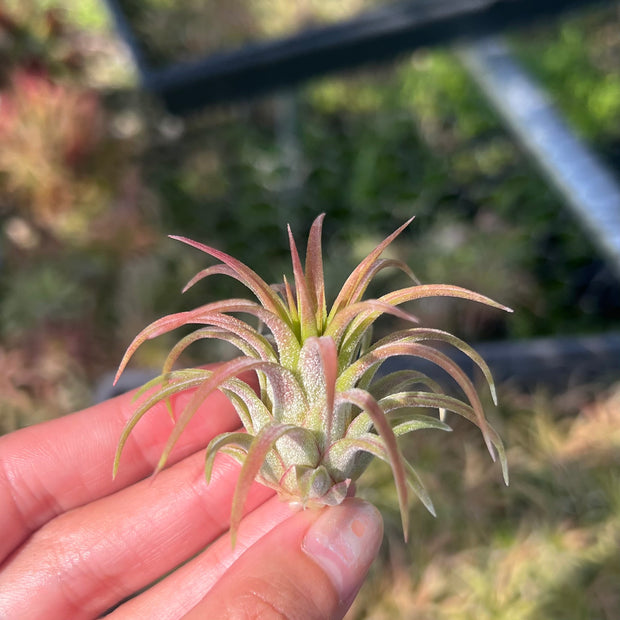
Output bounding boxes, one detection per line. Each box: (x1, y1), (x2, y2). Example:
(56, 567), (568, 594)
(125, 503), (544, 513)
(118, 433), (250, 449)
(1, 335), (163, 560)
(183, 498), (383, 620)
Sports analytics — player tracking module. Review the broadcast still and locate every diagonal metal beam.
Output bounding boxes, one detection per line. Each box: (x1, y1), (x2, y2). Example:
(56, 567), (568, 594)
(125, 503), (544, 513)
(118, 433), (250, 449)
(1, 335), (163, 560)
(458, 36), (620, 279)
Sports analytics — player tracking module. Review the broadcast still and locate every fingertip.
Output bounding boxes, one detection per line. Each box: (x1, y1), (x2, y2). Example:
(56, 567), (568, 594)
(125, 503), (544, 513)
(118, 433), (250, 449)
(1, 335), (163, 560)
(301, 499), (383, 610)
(182, 498), (383, 620)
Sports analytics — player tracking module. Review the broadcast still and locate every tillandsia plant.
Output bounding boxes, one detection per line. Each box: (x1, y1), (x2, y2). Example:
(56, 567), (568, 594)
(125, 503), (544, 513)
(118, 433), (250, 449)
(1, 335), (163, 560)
(113, 214), (511, 545)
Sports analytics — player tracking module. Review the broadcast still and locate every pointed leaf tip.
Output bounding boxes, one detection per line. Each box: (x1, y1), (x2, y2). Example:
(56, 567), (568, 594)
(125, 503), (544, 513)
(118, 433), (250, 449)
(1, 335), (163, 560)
(168, 234), (287, 318)
(287, 223), (317, 339)
(305, 213), (327, 328)
(329, 216), (416, 321)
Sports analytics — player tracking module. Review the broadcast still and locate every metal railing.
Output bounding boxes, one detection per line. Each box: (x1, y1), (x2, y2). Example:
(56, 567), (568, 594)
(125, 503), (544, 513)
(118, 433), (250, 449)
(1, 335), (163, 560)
(103, 0), (606, 112)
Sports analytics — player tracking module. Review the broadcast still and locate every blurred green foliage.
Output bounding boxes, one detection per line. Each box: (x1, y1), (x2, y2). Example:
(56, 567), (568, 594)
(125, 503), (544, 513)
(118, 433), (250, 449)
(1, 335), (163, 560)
(3, 0), (109, 30)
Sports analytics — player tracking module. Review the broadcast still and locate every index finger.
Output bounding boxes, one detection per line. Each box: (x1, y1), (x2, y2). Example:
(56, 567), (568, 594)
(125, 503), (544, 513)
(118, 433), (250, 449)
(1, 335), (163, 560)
(0, 369), (255, 562)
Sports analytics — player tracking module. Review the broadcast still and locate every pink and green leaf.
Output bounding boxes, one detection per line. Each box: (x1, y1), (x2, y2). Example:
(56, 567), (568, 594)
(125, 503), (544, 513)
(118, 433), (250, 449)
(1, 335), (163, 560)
(369, 369), (446, 400)
(154, 356), (308, 475)
(379, 390), (476, 419)
(338, 341), (496, 461)
(385, 390), (508, 484)
(324, 299), (420, 364)
(229, 423), (300, 546)
(170, 235), (289, 320)
(181, 263), (239, 294)
(346, 257), (420, 308)
(372, 327), (499, 404)
(297, 336), (339, 445)
(114, 310), (199, 383)
(153, 299), (301, 371)
(282, 275), (299, 324)
(204, 431), (253, 483)
(161, 326), (275, 379)
(152, 358), (268, 474)
(391, 415), (452, 435)
(220, 377), (274, 431)
(339, 286), (510, 365)
(326, 432), (436, 517)
(380, 284), (513, 313)
(304, 213), (327, 330)
(287, 225), (318, 340)
(197, 301), (301, 369)
(337, 388), (410, 540)
(113, 370), (211, 477)
(113, 299), (281, 382)
(328, 216), (415, 322)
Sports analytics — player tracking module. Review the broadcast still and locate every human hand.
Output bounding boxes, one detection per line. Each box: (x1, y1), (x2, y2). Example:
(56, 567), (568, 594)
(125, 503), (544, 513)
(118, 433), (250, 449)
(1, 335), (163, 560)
(0, 370), (383, 619)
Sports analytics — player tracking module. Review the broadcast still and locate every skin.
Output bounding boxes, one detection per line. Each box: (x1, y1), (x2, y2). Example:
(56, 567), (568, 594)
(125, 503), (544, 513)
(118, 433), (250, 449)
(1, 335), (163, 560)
(0, 370), (383, 619)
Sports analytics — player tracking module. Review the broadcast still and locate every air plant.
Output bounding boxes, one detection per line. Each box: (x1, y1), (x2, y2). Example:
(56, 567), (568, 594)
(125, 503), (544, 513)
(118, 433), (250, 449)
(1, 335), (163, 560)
(113, 214), (510, 544)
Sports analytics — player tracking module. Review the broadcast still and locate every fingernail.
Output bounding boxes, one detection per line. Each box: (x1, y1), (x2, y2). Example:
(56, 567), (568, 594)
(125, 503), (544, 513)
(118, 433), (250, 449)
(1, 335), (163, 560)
(301, 499), (383, 605)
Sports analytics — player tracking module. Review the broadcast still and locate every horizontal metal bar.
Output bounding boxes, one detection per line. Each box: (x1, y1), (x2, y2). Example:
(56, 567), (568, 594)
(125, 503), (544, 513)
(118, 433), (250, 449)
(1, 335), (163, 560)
(103, 0), (607, 112)
(458, 36), (620, 279)
(379, 332), (620, 393)
(96, 332), (620, 402)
